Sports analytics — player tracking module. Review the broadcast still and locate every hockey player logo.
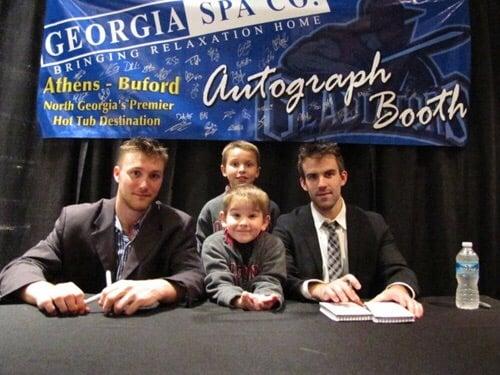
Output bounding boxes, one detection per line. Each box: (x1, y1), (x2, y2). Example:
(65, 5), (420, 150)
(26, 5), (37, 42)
(275, 0), (470, 146)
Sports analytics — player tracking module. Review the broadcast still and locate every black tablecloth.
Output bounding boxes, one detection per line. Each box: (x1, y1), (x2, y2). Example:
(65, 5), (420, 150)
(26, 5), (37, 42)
(1, 297), (499, 374)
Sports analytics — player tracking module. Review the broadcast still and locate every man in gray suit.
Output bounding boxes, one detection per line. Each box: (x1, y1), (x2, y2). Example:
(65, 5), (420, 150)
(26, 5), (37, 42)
(273, 143), (423, 317)
(0, 138), (204, 316)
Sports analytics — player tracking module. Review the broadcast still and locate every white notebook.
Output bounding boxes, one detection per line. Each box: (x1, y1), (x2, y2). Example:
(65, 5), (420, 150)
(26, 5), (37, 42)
(319, 302), (373, 321)
(319, 301), (415, 323)
(364, 301), (415, 323)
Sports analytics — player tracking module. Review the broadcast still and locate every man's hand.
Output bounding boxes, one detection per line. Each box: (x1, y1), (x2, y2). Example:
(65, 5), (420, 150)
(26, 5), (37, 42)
(309, 274), (363, 304)
(20, 281), (89, 316)
(98, 279), (179, 315)
(232, 291), (280, 311)
(371, 284), (424, 318)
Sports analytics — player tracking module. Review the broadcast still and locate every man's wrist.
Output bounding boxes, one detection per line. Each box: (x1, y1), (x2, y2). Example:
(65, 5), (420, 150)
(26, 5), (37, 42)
(309, 281), (331, 301)
(386, 283), (415, 298)
(19, 281), (53, 304)
(301, 279), (324, 300)
(155, 279), (184, 304)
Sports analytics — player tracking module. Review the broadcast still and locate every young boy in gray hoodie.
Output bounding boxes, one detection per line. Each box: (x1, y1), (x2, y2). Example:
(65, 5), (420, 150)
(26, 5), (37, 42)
(202, 185), (285, 310)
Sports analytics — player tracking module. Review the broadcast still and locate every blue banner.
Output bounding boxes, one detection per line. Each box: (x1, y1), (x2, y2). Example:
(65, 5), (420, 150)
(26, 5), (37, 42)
(37, 0), (471, 146)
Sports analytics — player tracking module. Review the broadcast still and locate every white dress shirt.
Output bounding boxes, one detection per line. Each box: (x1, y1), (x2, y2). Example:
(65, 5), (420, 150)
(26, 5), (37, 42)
(300, 199), (348, 298)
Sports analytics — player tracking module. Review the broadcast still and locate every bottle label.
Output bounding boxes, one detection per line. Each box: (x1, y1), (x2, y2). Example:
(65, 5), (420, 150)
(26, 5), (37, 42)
(456, 262), (479, 272)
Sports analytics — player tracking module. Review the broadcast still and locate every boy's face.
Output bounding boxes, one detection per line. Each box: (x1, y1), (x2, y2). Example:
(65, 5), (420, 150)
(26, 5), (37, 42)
(221, 199), (270, 244)
(221, 147), (260, 188)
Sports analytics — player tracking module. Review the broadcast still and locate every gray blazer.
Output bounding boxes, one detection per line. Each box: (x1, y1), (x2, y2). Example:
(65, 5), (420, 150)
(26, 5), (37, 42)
(273, 204), (420, 301)
(0, 198), (205, 305)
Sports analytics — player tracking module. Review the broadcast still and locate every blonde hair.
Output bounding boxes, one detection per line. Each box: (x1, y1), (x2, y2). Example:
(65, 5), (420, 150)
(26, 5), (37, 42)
(118, 137), (168, 165)
(223, 185), (270, 215)
(221, 140), (260, 166)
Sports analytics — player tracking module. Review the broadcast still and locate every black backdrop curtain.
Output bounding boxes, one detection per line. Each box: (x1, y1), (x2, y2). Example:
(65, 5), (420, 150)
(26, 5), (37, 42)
(0, 0), (498, 298)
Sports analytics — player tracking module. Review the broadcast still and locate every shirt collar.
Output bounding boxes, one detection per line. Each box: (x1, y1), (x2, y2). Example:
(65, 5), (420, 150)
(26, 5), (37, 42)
(114, 205), (151, 235)
(310, 198), (347, 231)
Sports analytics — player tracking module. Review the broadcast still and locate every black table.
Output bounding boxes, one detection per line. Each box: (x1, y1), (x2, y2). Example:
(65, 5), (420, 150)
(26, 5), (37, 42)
(1, 297), (499, 374)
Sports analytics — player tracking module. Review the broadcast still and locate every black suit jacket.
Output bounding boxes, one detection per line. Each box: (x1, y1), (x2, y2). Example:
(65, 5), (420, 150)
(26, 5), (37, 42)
(273, 204), (419, 300)
(0, 198), (205, 305)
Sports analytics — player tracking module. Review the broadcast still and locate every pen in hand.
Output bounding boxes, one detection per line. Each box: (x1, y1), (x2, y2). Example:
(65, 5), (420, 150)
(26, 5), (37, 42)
(83, 271), (160, 311)
(105, 270), (112, 288)
(83, 270), (112, 304)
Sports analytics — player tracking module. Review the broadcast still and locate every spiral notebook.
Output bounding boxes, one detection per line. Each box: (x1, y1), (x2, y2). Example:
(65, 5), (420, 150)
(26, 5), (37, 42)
(319, 302), (373, 322)
(320, 301), (415, 323)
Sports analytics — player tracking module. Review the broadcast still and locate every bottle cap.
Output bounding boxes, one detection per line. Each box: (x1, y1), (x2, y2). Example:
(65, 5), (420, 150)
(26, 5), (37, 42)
(461, 241), (473, 247)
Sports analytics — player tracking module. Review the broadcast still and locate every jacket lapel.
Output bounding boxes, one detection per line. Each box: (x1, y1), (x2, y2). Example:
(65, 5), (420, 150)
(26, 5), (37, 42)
(121, 202), (163, 279)
(346, 204), (363, 277)
(91, 198), (117, 273)
(300, 206), (323, 276)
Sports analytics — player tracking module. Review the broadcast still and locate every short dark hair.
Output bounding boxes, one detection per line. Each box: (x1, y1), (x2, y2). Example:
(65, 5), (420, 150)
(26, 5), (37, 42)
(118, 137), (168, 165)
(297, 142), (345, 178)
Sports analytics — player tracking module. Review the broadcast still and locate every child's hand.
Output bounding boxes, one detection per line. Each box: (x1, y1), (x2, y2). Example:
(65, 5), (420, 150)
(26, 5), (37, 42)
(254, 293), (280, 310)
(234, 291), (280, 311)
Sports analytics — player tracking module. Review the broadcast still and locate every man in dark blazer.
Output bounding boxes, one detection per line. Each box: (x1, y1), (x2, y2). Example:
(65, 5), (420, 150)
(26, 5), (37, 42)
(0, 138), (204, 316)
(273, 143), (423, 317)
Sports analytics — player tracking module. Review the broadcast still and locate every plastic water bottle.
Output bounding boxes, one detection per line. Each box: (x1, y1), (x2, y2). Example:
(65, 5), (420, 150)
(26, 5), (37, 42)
(455, 241), (479, 309)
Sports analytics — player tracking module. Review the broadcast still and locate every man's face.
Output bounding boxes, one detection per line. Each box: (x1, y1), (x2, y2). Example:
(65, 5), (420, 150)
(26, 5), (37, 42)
(113, 151), (165, 214)
(221, 147), (260, 188)
(299, 154), (348, 217)
(221, 200), (269, 244)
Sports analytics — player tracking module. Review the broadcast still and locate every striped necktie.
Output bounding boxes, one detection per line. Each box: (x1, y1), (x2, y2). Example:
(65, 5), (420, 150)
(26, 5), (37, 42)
(323, 221), (342, 281)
